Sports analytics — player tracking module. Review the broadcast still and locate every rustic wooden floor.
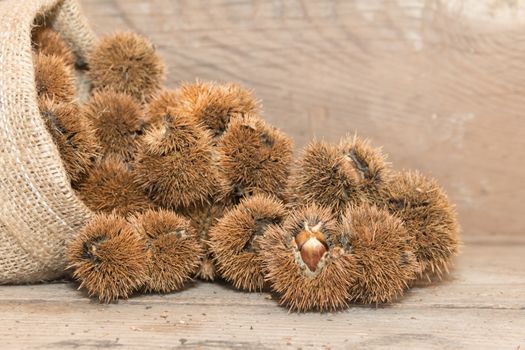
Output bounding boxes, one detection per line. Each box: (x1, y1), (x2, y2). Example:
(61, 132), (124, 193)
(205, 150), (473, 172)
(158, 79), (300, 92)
(1, 235), (523, 349)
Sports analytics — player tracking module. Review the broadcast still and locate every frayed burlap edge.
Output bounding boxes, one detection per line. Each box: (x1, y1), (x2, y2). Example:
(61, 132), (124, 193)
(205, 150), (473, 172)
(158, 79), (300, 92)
(0, 0), (95, 284)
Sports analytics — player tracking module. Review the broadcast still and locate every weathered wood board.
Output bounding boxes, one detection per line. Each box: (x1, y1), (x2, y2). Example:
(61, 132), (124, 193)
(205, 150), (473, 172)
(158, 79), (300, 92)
(77, 0), (525, 238)
(0, 240), (524, 349)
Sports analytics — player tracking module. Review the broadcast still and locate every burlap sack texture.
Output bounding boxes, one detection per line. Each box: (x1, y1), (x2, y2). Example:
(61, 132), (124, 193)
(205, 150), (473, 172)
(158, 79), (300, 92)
(0, 0), (96, 284)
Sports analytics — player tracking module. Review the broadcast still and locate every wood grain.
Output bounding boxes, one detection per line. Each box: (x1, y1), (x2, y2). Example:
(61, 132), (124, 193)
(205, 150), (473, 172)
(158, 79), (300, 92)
(1, 241), (524, 349)
(77, 0), (525, 238)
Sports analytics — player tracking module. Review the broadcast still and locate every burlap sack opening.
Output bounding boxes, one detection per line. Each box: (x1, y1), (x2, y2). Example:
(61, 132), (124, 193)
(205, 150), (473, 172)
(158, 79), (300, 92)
(0, 0), (96, 284)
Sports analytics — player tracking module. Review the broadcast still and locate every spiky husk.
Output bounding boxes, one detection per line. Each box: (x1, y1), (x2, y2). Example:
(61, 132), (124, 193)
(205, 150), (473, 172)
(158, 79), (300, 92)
(78, 157), (152, 216)
(33, 53), (76, 103)
(381, 170), (460, 280)
(340, 204), (418, 304)
(216, 114), (293, 204)
(39, 99), (100, 184)
(339, 135), (391, 204)
(32, 27), (75, 66)
(175, 81), (259, 139)
(82, 90), (146, 162)
(260, 204), (357, 312)
(144, 89), (179, 127)
(286, 140), (360, 215)
(209, 194), (287, 291)
(89, 32), (165, 102)
(67, 213), (148, 303)
(134, 112), (219, 209)
(287, 136), (390, 216)
(130, 209), (203, 293)
(179, 201), (227, 281)
(196, 252), (216, 281)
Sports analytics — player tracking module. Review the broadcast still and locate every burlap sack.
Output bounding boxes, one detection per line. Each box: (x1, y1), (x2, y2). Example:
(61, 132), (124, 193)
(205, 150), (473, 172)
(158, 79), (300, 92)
(0, 0), (96, 284)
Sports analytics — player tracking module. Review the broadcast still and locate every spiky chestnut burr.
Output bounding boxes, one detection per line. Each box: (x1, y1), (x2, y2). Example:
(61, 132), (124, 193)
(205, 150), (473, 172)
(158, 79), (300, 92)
(196, 255), (216, 281)
(39, 99), (100, 184)
(89, 32), (165, 103)
(175, 81), (259, 139)
(32, 27), (75, 66)
(67, 213), (148, 303)
(216, 114), (293, 204)
(381, 170), (460, 280)
(82, 90), (146, 162)
(340, 204), (418, 304)
(260, 204), (357, 312)
(143, 89), (180, 127)
(130, 209), (203, 293)
(179, 201), (226, 281)
(134, 97), (219, 209)
(34, 53), (76, 103)
(286, 140), (359, 215)
(209, 194), (287, 291)
(78, 157), (152, 216)
(339, 135), (390, 204)
(287, 136), (390, 216)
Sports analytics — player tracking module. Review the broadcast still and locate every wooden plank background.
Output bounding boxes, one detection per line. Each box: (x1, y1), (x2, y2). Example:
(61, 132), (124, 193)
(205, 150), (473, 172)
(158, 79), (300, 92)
(78, 0), (525, 239)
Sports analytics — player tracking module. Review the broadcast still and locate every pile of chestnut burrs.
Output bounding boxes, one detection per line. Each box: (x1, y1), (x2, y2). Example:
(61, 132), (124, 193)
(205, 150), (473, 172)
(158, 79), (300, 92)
(33, 24), (459, 311)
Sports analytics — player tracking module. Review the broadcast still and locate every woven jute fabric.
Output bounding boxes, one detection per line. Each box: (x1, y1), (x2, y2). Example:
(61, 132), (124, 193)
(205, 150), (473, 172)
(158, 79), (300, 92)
(0, 0), (95, 284)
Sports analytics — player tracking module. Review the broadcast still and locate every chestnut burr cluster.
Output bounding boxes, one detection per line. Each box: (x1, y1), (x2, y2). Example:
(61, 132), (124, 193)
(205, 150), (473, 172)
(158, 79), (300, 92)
(33, 25), (460, 311)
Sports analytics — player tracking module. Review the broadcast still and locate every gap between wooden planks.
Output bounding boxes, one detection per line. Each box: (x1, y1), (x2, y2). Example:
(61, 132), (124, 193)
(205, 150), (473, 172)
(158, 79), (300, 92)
(0, 238), (523, 350)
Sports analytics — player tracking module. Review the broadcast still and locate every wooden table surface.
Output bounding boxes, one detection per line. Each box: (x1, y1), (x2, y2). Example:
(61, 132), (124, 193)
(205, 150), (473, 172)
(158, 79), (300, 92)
(2, 1), (524, 349)
(1, 234), (524, 349)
